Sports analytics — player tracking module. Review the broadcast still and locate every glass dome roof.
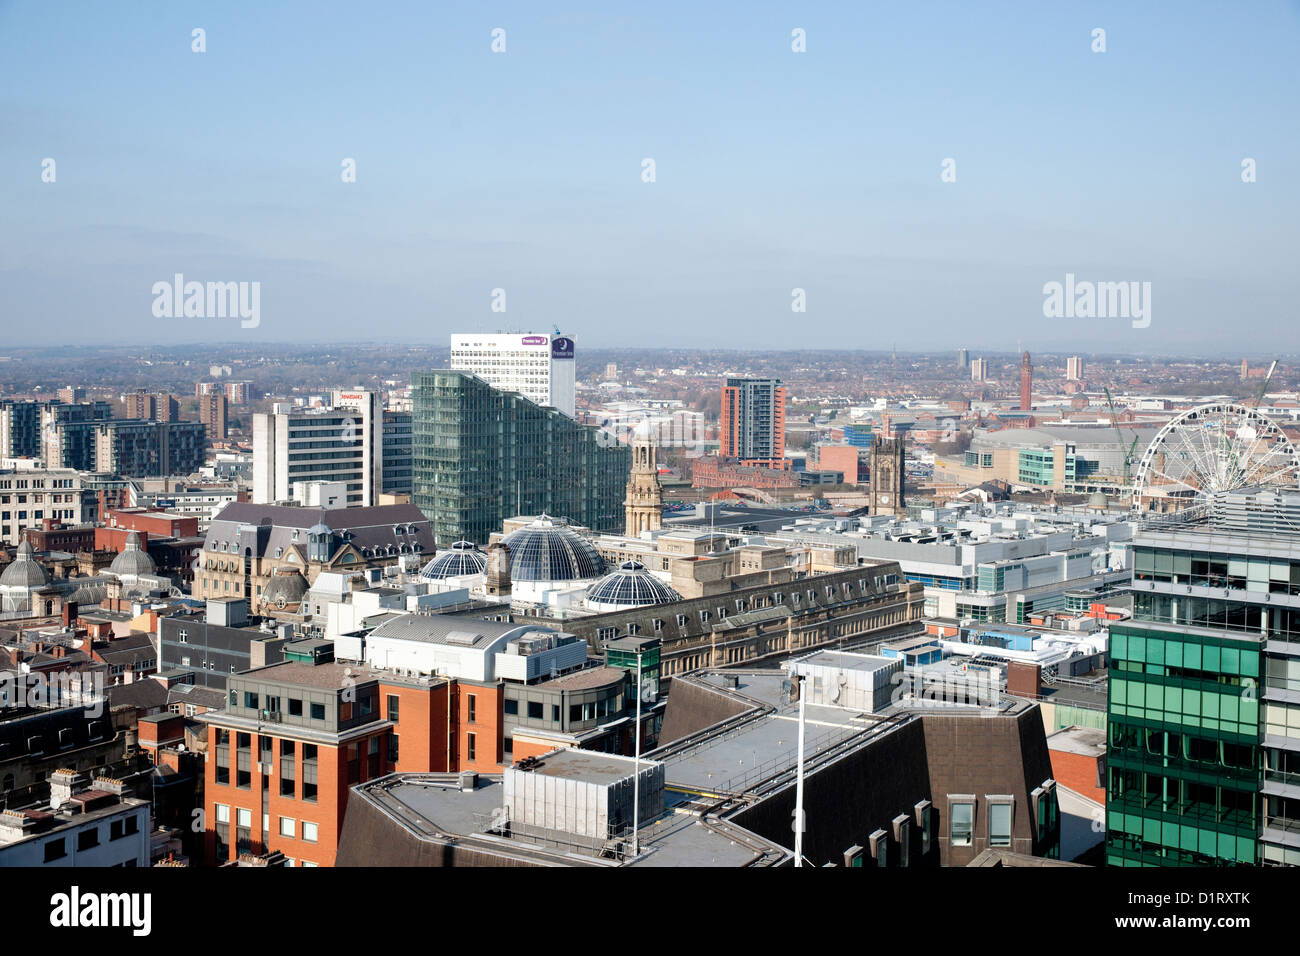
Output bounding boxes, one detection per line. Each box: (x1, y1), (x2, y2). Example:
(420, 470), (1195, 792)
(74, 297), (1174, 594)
(585, 559), (681, 609)
(419, 540), (488, 580)
(500, 516), (606, 583)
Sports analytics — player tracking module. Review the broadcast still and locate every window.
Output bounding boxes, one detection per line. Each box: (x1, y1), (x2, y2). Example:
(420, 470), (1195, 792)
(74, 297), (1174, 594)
(78, 828), (100, 850)
(467, 733), (476, 762)
(504, 699), (518, 716)
(387, 694), (399, 722)
(527, 701), (543, 720)
(44, 838), (67, 862)
(989, 801), (1012, 847)
(467, 694), (476, 724)
(302, 821), (318, 843)
(288, 698), (303, 717)
(310, 702), (325, 720)
(950, 801), (973, 846)
(280, 817), (295, 838)
(216, 804), (230, 824)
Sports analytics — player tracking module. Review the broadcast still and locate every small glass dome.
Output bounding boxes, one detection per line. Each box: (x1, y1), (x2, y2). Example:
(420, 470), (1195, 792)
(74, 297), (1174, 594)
(419, 541), (488, 580)
(585, 560), (681, 610)
(500, 516), (606, 583)
(1, 540), (49, 589)
(109, 531), (156, 577)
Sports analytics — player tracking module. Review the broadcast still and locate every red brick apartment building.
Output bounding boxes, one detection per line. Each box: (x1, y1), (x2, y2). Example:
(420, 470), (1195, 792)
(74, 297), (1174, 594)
(202, 627), (655, 866)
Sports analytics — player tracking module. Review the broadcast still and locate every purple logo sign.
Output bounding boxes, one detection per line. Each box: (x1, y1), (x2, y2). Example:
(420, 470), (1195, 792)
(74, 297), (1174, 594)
(521, 335), (548, 346)
(551, 337), (574, 359)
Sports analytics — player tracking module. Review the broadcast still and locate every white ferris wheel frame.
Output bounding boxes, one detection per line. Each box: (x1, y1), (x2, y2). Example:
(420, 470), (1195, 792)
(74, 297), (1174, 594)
(1129, 402), (1300, 510)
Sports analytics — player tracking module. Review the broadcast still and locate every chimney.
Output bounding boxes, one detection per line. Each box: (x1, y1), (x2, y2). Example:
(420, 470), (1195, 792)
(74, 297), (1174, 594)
(92, 776), (128, 797)
(50, 769), (85, 810)
(485, 542), (512, 597)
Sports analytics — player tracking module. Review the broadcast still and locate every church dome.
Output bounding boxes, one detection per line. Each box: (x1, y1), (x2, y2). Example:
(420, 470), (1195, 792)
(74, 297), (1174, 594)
(585, 560), (680, 611)
(500, 516), (605, 583)
(1, 540), (49, 589)
(419, 541), (487, 580)
(109, 532), (156, 577)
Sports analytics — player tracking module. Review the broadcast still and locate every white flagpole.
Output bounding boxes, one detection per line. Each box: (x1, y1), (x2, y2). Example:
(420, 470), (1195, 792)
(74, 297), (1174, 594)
(633, 650), (642, 857)
(795, 676), (806, 867)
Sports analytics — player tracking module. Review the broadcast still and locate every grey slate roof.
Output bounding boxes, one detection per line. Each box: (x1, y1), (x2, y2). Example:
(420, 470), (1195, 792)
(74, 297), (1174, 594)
(203, 502), (434, 562)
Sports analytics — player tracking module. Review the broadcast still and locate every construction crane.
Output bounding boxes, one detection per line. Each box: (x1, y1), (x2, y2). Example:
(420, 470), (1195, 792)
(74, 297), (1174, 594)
(1104, 387), (1141, 489)
(1252, 360), (1278, 411)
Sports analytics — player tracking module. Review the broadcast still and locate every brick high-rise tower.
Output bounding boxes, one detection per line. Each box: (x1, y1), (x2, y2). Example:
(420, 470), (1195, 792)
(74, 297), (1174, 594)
(1019, 352), (1032, 411)
(720, 378), (786, 464)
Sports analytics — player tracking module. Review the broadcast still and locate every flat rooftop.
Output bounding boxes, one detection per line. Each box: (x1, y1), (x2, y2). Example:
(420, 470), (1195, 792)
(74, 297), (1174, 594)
(1047, 725), (1106, 758)
(797, 650), (894, 672)
(537, 666), (626, 692)
(348, 773), (783, 867)
(521, 749), (646, 785)
(655, 672), (881, 796)
(237, 660), (363, 690)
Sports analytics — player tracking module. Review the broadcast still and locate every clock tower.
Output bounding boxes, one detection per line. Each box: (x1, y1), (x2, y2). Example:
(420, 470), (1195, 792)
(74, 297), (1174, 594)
(869, 435), (905, 517)
(624, 438), (664, 537)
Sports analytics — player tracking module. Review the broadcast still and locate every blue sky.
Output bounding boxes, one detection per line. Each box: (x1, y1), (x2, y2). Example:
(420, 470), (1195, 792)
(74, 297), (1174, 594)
(1, 0), (1297, 353)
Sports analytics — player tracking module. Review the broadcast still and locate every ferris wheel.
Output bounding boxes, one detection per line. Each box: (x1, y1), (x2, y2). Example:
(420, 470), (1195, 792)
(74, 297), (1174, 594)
(1130, 402), (1300, 511)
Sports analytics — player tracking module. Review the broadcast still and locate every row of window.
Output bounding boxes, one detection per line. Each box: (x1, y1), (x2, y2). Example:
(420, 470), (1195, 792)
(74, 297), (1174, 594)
(214, 803), (318, 843)
(41, 814), (140, 862)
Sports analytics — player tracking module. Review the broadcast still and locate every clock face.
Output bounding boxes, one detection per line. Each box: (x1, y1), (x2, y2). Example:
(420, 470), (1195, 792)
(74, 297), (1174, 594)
(878, 494), (891, 505)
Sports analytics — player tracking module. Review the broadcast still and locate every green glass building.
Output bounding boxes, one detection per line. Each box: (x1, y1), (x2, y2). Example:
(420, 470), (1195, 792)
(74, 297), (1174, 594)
(411, 370), (629, 546)
(1106, 492), (1300, 866)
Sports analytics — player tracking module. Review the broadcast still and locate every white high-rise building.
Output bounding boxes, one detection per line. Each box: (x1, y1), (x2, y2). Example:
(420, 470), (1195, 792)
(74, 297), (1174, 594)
(450, 332), (576, 418)
(1066, 356), (1085, 381)
(253, 389), (382, 506)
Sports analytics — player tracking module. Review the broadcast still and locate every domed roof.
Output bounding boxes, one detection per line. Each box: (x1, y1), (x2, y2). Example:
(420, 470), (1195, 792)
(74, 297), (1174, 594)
(585, 560), (681, 610)
(500, 516), (606, 583)
(1, 540), (49, 589)
(109, 532), (156, 577)
(263, 567), (309, 608)
(1087, 491), (1109, 509)
(419, 541), (487, 580)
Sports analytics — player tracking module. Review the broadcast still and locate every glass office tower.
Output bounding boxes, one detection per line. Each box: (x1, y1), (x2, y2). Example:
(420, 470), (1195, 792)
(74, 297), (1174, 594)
(1107, 488), (1300, 866)
(411, 370), (629, 546)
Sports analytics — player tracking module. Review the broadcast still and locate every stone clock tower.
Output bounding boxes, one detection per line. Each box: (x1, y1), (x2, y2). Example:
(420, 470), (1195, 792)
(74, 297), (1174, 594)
(869, 435), (904, 517)
(625, 438), (664, 536)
